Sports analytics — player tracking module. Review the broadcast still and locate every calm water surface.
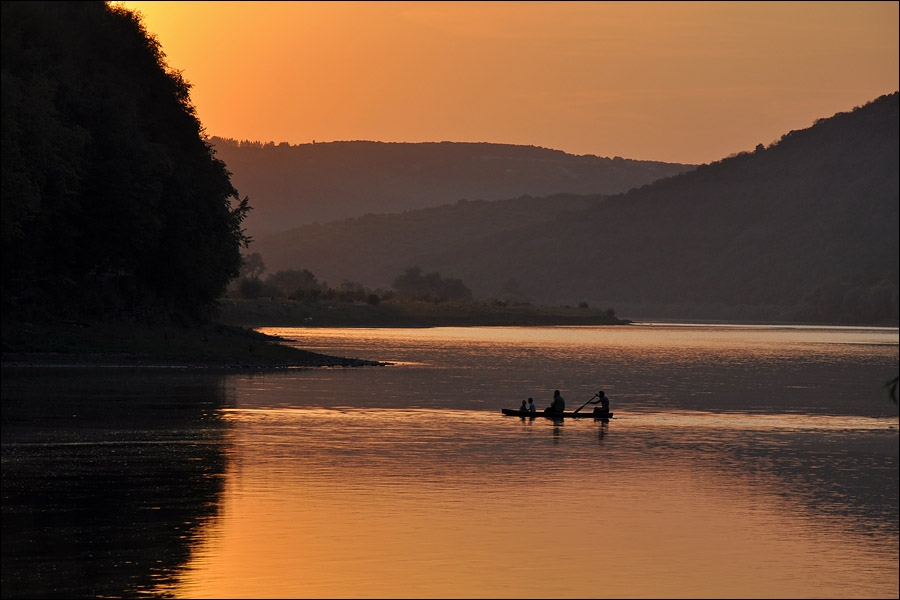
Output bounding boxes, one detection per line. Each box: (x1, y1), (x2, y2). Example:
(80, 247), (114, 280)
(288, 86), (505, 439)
(2, 324), (898, 598)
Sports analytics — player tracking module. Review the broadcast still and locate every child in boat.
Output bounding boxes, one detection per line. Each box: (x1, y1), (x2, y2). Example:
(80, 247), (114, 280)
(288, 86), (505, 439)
(520, 399), (528, 412)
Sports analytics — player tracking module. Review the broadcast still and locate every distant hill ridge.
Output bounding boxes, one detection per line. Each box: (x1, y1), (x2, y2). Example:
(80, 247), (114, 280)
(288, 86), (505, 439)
(208, 138), (694, 237)
(252, 92), (899, 324)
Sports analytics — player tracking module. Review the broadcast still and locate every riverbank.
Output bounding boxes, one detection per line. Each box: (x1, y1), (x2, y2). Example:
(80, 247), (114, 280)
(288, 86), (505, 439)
(1, 318), (383, 368)
(215, 298), (632, 328)
(1, 299), (629, 369)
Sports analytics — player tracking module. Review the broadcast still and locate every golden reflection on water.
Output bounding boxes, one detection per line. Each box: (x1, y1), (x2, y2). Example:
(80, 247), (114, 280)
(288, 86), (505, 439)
(262, 323), (899, 358)
(161, 325), (897, 598)
(257, 324), (899, 418)
(168, 408), (898, 599)
(4, 326), (894, 599)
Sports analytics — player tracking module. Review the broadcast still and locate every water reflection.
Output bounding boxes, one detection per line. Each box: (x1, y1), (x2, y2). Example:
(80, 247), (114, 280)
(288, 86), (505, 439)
(251, 324), (899, 417)
(2, 325), (897, 598)
(1, 369), (231, 599)
(171, 406), (897, 599)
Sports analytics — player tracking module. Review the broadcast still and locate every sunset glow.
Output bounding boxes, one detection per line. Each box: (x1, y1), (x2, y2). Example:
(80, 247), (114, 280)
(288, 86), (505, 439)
(3, 4), (898, 598)
(120, 1), (898, 164)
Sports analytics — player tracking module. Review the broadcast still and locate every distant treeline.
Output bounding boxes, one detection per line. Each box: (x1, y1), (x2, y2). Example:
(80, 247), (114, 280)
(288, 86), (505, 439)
(1, 1), (249, 323)
(231, 254), (474, 304)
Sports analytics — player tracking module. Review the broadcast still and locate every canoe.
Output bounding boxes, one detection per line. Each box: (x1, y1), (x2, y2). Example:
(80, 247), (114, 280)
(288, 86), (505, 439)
(502, 408), (613, 420)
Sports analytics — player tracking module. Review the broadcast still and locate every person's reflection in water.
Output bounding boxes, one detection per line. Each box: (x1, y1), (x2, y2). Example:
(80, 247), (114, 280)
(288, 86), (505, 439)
(552, 422), (562, 444)
(598, 422), (608, 445)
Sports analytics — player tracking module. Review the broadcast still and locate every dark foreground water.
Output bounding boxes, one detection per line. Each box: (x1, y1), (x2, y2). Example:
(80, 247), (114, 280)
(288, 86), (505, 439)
(2, 324), (898, 598)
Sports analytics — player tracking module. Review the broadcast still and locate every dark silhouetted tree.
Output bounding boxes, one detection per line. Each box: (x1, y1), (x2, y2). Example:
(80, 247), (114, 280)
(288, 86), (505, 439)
(1, 1), (250, 322)
(392, 266), (473, 302)
(264, 269), (320, 298)
(237, 277), (265, 300)
(240, 252), (266, 280)
(392, 266), (429, 299)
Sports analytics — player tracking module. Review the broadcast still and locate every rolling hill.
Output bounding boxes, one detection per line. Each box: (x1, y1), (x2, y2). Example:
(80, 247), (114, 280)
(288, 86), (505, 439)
(250, 93), (899, 324)
(209, 138), (693, 238)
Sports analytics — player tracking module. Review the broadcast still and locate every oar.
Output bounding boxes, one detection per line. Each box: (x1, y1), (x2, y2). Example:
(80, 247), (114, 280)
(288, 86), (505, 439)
(573, 393), (600, 414)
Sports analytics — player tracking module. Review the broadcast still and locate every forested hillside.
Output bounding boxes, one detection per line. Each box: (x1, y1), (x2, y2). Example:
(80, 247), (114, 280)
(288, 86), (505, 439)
(208, 138), (693, 237)
(253, 194), (605, 293)
(253, 93), (899, 324)
(1, 1), (249, 323)
(479, 92), (899, 323)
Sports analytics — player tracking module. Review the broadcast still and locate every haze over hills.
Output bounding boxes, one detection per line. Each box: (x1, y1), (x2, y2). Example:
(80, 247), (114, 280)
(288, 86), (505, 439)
(255, 193), (607, 293)
(208, 138), (693, 238)
(249, 93), (899, 324)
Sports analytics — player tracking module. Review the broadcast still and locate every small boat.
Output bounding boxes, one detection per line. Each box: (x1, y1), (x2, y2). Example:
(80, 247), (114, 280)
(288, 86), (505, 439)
(501, 408), (613, 420)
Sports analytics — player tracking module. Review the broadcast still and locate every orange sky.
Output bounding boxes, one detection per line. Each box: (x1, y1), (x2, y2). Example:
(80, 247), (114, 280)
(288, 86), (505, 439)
(120, 1), (898, 164)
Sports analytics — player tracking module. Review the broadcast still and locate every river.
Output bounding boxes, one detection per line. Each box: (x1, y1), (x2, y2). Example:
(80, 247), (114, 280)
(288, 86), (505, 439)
(2, 323), (898, 598)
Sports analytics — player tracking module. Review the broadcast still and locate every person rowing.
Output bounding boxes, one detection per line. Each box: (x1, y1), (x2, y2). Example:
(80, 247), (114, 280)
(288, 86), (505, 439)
(594, 390), (610, 415)
(574, 390), (611, 414)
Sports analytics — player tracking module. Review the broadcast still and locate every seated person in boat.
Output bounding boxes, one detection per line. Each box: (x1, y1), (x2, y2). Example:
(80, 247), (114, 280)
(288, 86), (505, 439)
(545, 390), (566, 414)
(594, 390), (610, 415)
(527, 398), (536, 414)
(520, 399), (528, 412)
